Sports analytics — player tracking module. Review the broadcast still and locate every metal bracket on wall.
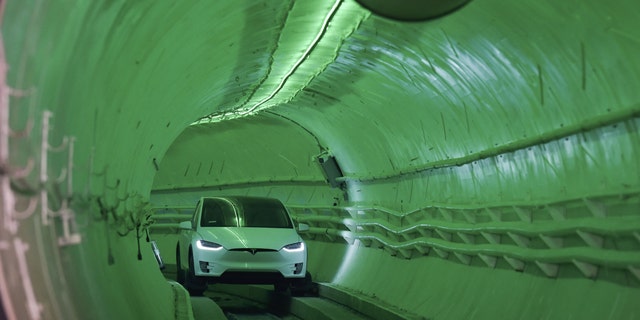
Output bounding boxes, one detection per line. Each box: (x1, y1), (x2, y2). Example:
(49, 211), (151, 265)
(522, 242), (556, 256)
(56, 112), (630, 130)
(288, 194), (640, 282)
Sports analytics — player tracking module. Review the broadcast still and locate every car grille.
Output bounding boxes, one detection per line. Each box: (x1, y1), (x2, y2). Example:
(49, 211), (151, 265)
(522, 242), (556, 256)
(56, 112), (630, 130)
(228, 248), (278, 255)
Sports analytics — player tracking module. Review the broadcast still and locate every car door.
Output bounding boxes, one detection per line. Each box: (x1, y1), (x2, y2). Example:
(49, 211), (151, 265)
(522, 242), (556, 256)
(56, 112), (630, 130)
(178, 199), (202, 268)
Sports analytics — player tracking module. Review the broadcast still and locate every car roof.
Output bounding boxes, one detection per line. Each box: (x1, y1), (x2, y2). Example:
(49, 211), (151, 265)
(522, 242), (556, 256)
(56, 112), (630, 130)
(200, 196), (284, 205)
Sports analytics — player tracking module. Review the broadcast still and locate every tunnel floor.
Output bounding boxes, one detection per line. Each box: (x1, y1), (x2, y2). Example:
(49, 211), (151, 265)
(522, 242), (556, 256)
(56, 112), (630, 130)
(161, 265), (371, 320)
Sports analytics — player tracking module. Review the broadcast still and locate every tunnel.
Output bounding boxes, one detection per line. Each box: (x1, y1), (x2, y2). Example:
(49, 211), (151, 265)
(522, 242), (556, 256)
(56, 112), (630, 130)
(2, 0), (640, 319)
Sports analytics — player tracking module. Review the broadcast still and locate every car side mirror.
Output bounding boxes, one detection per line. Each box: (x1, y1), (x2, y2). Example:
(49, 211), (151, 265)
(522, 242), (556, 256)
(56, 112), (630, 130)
(297, 223), (309, 232)
(178, 221), (192, 230)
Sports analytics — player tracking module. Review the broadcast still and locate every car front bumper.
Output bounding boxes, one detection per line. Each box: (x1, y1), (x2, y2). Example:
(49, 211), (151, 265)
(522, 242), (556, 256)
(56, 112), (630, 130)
(193, 247), (307, 279)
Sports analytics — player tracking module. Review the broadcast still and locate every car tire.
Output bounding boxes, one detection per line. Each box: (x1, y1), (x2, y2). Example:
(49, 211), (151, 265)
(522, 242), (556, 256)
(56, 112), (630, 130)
(291, 272), (316, 296)
(175, 245), (185, 285)
(185, 249), (207, 296)
(273, 280), (291, 293)
(273, 280), (289, 293)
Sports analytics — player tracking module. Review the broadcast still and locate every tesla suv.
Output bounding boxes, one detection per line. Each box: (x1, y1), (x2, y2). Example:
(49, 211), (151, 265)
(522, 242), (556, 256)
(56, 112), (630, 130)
(176, 196), (310, 295)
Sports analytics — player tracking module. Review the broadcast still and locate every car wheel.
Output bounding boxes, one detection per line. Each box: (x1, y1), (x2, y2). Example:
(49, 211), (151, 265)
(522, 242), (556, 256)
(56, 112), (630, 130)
(185, 249), (207, 296)
(175, 245), (185, 285)
(274, 280), (289, 293)
(291, 272), (317, 296)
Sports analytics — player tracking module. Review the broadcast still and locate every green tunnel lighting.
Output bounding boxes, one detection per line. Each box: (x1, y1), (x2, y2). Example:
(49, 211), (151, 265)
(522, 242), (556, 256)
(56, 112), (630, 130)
(193, 0), (369, 125)
(193, 0), (346, 125)
(2, 0), (640, 319)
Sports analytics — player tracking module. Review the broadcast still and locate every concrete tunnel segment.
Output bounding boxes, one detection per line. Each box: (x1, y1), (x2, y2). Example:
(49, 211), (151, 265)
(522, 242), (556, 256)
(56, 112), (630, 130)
(1, 0), (640, 319)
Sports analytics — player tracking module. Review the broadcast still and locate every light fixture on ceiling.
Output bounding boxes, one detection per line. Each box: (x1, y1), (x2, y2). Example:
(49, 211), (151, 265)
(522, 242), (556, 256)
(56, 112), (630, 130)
(315, 152), (345, 189)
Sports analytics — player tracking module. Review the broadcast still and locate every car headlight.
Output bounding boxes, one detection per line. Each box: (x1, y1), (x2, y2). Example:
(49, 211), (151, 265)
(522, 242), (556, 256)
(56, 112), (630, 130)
(282, 242), (305, 252)
(196, 240), (224, 251)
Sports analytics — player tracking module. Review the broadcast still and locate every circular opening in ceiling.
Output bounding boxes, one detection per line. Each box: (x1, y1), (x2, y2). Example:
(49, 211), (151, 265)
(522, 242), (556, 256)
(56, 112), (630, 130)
(355, 0), (471, 21)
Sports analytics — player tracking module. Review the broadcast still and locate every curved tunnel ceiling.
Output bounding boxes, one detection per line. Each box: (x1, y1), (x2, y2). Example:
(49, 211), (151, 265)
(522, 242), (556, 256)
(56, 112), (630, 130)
(153, 113), (328, 192)
(2, 0), (640, 319)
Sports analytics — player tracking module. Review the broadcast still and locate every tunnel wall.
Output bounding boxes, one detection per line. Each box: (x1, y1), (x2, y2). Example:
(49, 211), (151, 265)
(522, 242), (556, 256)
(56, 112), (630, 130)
(153, 115), (640, 319)
(3, 0), (640, 319)
(149, 0), (640, 318)
(264, 2), (640, 317)
(151, 113), (342, 205)
(2, 1), (287, 319)
(2, 1), (351, 318)
(1, 1), (194, 318)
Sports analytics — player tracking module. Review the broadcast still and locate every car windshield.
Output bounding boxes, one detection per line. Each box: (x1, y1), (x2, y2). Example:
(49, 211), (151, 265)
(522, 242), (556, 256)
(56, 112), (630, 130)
(200, 198), (237, 227)
(239, 198), (293, 228)
(200, 197), (293, 228)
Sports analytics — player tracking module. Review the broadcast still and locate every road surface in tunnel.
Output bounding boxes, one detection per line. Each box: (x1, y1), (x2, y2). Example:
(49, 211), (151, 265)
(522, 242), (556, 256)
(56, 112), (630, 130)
(161, 264), (371, 320)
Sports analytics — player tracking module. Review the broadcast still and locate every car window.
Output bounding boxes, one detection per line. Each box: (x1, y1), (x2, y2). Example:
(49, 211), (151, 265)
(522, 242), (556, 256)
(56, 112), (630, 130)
(239, 198), (293, 228)
(192, 200), (201, 229)
(200, 198), (238, 227)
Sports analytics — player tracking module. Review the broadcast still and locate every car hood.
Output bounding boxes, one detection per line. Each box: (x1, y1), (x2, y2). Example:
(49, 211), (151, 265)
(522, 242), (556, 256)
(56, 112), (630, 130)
(197, 227), (303, 250)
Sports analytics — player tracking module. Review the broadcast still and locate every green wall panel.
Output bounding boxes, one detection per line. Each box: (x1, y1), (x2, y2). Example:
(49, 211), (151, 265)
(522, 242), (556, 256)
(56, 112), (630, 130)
(2, 0), (638, 319)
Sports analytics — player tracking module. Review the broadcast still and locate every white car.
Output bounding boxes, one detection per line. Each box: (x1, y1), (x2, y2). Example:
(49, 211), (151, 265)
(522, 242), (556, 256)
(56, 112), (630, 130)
(176, 196), (310, 295)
